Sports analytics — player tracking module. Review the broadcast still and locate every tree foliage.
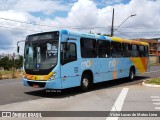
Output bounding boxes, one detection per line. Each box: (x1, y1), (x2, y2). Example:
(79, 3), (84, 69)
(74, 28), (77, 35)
(0, 55), (23, 70)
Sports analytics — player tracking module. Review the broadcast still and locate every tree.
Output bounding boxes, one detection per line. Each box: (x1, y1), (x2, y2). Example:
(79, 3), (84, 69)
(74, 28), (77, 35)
(0, 55), (23, 70)
(15, 55), (23, 69)
(0, 57), (11, 70)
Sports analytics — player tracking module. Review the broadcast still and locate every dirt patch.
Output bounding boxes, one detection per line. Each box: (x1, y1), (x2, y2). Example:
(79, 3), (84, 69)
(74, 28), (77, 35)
(0, 71), (22, 80)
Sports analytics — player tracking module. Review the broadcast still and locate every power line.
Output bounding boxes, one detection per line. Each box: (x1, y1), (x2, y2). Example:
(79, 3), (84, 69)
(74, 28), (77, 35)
(115, 27), (160, 30)
(0, 25), (41, 32)
(0, 17), (111, 29)
(116, 30), (133, 39)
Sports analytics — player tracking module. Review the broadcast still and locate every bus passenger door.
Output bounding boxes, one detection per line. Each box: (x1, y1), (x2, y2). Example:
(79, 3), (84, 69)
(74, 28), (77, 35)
(60, 42), (80, 89)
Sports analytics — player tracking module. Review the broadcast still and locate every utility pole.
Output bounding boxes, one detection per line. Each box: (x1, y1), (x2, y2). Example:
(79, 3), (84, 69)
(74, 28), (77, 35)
(111, 8), (114, 37)
(110, 8), (136, 37)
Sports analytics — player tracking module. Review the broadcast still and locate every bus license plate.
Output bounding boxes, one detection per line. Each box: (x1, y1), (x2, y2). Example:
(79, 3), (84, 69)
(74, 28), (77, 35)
(33, 84), (39, 88)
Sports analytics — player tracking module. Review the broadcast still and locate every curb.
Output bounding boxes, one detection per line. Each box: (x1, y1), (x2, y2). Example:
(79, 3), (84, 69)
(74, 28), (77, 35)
(142, 80), (160, 88)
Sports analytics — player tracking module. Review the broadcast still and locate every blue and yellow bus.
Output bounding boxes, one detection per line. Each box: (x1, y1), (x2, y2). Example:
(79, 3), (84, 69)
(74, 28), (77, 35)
(18, 29), (149, 91)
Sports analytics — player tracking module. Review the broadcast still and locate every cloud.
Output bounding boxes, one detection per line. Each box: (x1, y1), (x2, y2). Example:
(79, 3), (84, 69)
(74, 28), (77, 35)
(54, 0), (160, 38)
(0, 0), (70, 15)
(0, 0), (160, 54)
(57, 0), (98, 26)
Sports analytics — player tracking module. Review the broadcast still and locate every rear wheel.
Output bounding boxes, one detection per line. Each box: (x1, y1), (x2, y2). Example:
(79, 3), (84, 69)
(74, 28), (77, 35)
(129, 68), (135, 81)
(80, 73), (92, 91)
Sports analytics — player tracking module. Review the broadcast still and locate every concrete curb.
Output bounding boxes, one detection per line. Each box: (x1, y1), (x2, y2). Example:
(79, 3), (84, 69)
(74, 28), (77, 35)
(142, 80), (160, 88)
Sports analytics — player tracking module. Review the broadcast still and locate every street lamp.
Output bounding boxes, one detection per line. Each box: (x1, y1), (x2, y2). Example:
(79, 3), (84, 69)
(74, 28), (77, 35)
(110, 8), (136, 37)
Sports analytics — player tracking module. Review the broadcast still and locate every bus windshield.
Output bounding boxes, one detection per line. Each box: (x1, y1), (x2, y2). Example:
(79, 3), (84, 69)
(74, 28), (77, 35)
(24, 32), (59, 70)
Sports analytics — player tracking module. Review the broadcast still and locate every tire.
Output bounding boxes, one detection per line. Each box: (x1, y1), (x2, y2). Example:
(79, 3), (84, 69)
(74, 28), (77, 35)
(129, 68), (135, 81)
(80, 73), (91, 92)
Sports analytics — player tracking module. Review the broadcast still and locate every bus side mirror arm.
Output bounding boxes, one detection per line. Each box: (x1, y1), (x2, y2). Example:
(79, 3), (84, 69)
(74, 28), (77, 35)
(17, 40), (25, 53)
(17, 46), (20, 53)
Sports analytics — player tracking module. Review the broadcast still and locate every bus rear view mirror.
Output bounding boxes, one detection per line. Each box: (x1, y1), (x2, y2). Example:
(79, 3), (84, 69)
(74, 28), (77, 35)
(17, 40), (25, 53)
(17, 46), (20, 53)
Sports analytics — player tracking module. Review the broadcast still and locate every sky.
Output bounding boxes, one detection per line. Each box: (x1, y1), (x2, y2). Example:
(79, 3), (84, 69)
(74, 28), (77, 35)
(0, 0), (160, 54)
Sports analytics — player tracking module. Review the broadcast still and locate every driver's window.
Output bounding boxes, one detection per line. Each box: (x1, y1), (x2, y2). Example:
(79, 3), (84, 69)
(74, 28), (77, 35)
(61, 42), (77, 65)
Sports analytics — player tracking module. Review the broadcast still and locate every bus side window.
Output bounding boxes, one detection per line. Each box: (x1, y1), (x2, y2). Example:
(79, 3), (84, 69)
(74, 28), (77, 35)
(111, 41), (122, 58)
(122, 43), (131, 57)
(61, 42), (77, 65)
(97, 40), (110, 58)
(131, 44), (139, 57)
(80, 38), (97, 58)
(139, 45), (145, 57)
(144, 46), (149, 57)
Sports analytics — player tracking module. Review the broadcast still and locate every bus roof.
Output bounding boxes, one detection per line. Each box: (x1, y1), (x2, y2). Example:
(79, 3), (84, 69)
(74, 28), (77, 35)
(60, 29), (149, 46)
(27, 29), (148, 46)
(110, 37), (149, 46)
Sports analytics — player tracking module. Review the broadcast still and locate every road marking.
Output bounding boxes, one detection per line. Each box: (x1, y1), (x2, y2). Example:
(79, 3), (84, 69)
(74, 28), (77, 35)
(155, 107), (160, 110)
(145, 70), (160, 73)
(152, 99), (160, 102)
(153, 103), (160, 105)
(106, 88), (129, 120)
(151, 96), (160, 99)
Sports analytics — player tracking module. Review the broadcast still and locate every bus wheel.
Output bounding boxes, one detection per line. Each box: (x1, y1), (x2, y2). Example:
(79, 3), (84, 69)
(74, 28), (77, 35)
(129, 68), (135, 81)
(80, 73), (91, 91)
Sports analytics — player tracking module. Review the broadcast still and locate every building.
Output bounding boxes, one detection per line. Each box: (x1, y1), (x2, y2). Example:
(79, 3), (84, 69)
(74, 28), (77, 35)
(135, 38), (160, 64)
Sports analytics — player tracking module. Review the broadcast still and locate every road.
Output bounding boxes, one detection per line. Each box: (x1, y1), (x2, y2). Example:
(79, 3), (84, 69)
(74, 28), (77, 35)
(0, 66), (160, 120)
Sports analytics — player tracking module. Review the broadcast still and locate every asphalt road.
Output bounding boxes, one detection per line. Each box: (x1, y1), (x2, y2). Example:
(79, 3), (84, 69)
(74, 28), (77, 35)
(0, 66), (160, 120)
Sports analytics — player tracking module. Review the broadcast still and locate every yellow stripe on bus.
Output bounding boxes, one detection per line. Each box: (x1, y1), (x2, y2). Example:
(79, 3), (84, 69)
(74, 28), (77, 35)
(24, 71), (53, 81)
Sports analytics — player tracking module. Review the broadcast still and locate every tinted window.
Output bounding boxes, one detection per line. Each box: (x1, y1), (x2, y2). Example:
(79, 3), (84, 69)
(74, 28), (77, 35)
(144, 46), (149, 57)
(81, 38), (97, 58)
(61, 43), (77, 65)
(122, 43), (131, 57)
(111, 42), (122, 58)
(131, 44), (139, 57)
(139, 45), (145, 57)
(97, 40), (110, 58)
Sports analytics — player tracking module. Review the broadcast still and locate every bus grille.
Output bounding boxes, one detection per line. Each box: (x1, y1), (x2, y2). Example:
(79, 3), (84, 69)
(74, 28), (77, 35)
(27, 81), (46, 88)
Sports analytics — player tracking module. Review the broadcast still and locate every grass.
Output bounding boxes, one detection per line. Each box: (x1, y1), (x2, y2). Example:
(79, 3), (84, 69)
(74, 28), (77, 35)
(145, 78), (160, 85)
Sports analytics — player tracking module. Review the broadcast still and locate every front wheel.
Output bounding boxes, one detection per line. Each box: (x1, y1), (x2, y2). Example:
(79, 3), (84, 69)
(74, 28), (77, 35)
(80, 73), (91, 92)
(129, 68), (135, 81)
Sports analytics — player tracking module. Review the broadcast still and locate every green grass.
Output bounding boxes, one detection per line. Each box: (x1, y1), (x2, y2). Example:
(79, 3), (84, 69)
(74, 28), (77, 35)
(145, 78), (160, 85)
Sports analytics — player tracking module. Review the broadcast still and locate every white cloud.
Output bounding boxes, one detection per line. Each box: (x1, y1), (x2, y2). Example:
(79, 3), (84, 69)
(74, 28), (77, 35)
(0, 0), (160, 54)
(54, 0), (160, 38)
(0, 0), (70, 15)
(56, 0), (98, 27)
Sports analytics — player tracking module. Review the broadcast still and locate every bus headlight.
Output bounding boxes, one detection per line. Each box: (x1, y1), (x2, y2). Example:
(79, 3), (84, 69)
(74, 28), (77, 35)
(48, 72), (57, 80)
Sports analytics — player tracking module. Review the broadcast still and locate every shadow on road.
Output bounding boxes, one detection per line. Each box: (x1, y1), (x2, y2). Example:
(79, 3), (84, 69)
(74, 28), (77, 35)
(25, 76), (149, 98)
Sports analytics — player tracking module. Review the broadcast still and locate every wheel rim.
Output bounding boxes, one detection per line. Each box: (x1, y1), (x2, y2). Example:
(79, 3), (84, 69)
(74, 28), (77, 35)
(131, 71), (134, 79)
(82, 78), (89, 87)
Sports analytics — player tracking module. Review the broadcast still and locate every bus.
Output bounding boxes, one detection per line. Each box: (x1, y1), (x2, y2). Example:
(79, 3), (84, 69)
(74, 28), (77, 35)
(17, 29), (150, 91)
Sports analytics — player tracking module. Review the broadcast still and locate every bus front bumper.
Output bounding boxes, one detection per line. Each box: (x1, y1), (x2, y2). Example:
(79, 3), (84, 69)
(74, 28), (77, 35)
(22, 78), (62, 89)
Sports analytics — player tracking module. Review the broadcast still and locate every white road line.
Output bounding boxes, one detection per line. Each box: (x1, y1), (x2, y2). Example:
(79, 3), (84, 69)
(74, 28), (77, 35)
(106, 88), (129, 120)
(153, 103), (160, 105)
(152, 99), (160, 102)
(155, 107), (160, 110)
(151, 96), (160, 99)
